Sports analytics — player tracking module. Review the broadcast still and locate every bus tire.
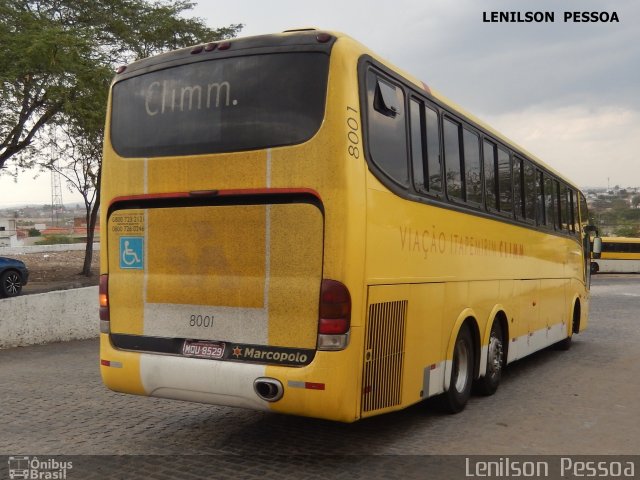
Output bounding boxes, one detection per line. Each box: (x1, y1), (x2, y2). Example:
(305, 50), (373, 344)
(440, 325), (474, 414)
(474, 321), (504, 396)
(556, 301), (579, 351)
(590, 262), (599, 274)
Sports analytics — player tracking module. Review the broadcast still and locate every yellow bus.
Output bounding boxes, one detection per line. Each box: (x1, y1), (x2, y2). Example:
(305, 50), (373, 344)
(591, 237), (640, 273)
(100, 29), (593, 422)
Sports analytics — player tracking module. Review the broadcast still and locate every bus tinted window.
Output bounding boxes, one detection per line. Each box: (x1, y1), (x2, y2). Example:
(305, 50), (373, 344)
(463, 128), (482, 204)
(497, 147), (512, 214)
(367, 72), (408, 186)
(410, 100), (425, 191)
(425, 106), (442, 193)
(553, 182), (560, 228)
(559, 183), (570, 231)
(571, 189), (579, 233)
(579, 193), (589, 228)
(483, 140), (497, 210)
(443, 118), (463, 200)
(523, 160), (536, 221)
(603, 242), (640, 254)
(111, 53), (329, 157)
(513, 156), (523, 218)
(536, 170), (545, 225)
(544, 175), (555, 229)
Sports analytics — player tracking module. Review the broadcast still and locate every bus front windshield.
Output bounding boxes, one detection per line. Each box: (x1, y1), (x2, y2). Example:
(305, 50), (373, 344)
(111, 52), (329, 158)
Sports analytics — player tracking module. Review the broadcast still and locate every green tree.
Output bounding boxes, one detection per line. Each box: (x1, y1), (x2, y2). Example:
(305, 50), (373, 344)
(0, 1), (93, 169)
(614, 224), (639, 237)
(0, 0), (242, 170)
(2, 0), (241, 275)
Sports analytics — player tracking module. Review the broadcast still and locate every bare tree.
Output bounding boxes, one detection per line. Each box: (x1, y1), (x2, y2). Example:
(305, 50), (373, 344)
(44, 123), (101, 275)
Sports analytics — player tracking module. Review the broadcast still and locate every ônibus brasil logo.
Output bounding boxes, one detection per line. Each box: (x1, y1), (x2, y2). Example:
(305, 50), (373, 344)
(8, 456), (73, 480)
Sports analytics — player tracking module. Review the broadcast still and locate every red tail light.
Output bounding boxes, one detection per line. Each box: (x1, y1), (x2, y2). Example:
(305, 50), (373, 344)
(99, 274), (110, 322)
(318, 279), (351, 334)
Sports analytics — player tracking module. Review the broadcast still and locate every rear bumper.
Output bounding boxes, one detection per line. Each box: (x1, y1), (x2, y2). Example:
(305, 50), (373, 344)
(100, 331), (361, 422)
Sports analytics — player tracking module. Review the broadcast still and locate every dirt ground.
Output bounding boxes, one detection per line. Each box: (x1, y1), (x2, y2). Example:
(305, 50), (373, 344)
(16, 250), (100, 295)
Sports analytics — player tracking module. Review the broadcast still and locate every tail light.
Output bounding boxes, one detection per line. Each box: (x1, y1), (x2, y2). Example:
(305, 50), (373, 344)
(99, 274), (110, 332)
(318, 279), (351, 350)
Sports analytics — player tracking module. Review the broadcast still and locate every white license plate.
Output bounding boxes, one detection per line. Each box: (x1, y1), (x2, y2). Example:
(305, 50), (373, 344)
(182, 340), (225, 359)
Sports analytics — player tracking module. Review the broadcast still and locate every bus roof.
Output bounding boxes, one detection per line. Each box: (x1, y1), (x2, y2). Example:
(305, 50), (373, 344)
(113, 29), (335, 80)
(601, 237), (640, 243)
(114, 28), (581, 192)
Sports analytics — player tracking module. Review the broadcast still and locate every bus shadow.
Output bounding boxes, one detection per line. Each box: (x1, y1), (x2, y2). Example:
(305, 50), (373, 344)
(165, 339), (590, 455)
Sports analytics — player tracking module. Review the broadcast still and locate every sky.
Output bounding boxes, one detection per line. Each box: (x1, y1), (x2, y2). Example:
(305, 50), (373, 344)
(1, 0), (638, 207)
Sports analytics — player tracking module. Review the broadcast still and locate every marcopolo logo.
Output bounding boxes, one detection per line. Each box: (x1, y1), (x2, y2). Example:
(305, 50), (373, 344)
(7, 456), (73, 480)
(231, 345), (313, 366)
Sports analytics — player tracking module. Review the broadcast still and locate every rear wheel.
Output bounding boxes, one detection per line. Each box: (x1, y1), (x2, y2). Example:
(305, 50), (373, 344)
(556, 303), (579, 351)
(440, 325), (474, 413)
(474, 321), (504, 396)
(1, 270), (22, 297)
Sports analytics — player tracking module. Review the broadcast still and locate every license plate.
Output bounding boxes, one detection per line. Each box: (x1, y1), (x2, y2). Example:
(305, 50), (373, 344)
(182, 340), (225, 359)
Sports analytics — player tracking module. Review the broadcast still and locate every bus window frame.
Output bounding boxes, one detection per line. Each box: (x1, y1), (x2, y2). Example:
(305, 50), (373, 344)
(521, 157), (537, 226)
(462, 125), (484, 208)
(409, 96), (443, 199)
(357, 55), (583, 246)
(442, 114), (465, 204)
(363, 67), (410, 188)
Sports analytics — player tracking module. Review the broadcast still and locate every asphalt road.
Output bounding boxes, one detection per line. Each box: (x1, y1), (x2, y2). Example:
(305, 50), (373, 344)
(1, 275), (638, 478)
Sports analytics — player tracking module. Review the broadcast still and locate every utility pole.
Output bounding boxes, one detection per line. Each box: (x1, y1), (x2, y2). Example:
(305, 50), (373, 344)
(50, 128), (64, 226)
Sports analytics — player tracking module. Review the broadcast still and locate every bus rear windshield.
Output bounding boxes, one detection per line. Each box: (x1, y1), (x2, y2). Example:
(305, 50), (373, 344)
(110, 52), (329, 157)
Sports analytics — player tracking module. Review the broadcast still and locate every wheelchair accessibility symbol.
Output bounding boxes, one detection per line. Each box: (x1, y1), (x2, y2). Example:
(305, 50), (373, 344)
(119, 236), (144, 270)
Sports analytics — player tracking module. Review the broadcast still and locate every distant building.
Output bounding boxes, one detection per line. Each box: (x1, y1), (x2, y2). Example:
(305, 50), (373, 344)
(0, 219), (20, 247)
(73, 217), (101, 241)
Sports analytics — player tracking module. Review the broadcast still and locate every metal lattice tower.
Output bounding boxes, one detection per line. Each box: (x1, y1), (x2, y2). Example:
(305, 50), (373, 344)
(50, 130), (64, 226)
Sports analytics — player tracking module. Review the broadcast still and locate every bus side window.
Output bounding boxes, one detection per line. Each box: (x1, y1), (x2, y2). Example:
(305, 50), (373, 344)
(425, 105), (442, 193)
(536, 170), (545, 226)
(570, 189), (579, 234)
(554, 180), (563, 230)
(409, 99), (426, 192)
(410, 99), (442, 196)
(374, 79), (400, 117)
(579, 192), (589, 230)
(513, 156), (523, 219)
(544, 174), (556, 229)
(366, 71), (408, 187)
(483, 140), (498, 211)
(566, 187), (577, 233)
(497, 147), (512, 214)
(523, 159), (536, 222)
(463, 128), (482, 205)
(559, 183), (566, 230)
(443, 117), (463, 201)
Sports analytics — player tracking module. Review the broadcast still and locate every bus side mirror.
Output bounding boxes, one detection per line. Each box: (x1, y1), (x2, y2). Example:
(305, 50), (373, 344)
(592, 237), (602, 259)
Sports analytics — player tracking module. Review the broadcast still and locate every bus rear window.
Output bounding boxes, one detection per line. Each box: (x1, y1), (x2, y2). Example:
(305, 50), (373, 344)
(110, 52), (329, 157)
